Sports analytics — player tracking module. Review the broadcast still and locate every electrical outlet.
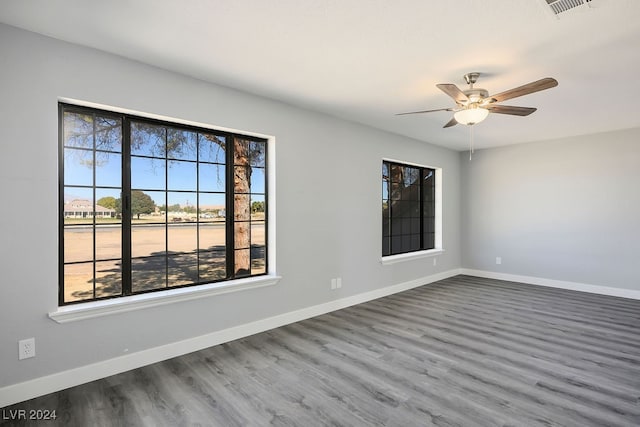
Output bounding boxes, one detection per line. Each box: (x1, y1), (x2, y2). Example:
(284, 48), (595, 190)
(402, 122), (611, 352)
(336, 277), (342, 289)
(331, 278), (337, 290)
(496, 257), (502, 265)
(19, 338), (35, 360)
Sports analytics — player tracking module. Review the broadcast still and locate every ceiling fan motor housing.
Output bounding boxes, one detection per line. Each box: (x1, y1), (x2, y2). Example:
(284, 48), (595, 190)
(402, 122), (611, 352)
(462, 88), (489, 103)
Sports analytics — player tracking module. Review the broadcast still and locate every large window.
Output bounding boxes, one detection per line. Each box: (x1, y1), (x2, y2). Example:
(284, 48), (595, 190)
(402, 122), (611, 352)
(59, 103), (267, 305)
(382, 160), (435, 256)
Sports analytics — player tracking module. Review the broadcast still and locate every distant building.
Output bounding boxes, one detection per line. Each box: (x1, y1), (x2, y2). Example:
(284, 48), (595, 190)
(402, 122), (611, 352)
(64, 199), (116, 218)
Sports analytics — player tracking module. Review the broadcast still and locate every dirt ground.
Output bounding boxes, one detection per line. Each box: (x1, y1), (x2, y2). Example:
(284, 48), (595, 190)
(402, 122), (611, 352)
(63, 223), (265, 302)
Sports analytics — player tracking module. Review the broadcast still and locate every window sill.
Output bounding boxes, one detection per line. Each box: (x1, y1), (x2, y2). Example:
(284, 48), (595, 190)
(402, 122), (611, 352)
(49, 275), (281, 324)
(380, 249), (444, 265)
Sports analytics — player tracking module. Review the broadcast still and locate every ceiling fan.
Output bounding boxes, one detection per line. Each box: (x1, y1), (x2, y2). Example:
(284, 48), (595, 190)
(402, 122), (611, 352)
(397, 72), (558, 127)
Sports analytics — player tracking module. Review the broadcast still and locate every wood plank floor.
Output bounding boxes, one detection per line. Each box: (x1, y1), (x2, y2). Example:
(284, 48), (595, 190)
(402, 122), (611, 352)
(3, 275), (640, 426)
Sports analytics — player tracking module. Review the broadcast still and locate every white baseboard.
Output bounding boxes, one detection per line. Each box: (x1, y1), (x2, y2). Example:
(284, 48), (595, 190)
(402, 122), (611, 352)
(461, 268), (640, 300)
(0, 269), (459, 408)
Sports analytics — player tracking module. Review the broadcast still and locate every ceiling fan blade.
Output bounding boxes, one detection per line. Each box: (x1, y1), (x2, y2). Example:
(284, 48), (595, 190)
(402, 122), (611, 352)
(488, 78), (558, 103)
(443, 117), (458, 128)
(436, 84), (469, 104)
(486, 105), (537, 116)
(395, 107), (453, 116)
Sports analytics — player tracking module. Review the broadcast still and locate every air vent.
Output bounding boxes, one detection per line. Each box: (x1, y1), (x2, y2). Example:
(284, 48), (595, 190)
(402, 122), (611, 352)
(544, 0), (592, 15)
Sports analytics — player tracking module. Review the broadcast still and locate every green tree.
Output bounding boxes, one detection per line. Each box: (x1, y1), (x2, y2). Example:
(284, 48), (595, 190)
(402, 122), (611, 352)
(131, 190), (155, 219)
(97, 196), (118, 211)
(251, 201), (265, 213)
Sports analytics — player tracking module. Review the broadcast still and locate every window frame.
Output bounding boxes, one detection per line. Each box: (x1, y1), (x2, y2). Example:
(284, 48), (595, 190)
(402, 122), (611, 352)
(381, 159), (443, 261)
(58, 102), (269, 306)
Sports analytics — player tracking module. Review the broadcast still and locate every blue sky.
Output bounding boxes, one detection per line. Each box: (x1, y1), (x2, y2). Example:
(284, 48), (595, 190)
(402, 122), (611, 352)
(64, 115), (266, 207)
(64, 148), (265, 207)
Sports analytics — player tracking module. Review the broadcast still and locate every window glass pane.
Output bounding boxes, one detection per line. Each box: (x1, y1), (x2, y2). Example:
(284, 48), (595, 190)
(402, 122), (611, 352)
(423, 233), (435, 249)
(393, 201), (419, 218)
(168, 160), (197, 191)
(249, 141), (266, 167)
(382, 236), (390, 256)
(95, 191), (121, 230)
(168, 221), (197, 254)
(404, 167), (420, 188)
(95, 152), (121, 187)
(64, 148), (93, 186)
(401, 218), (412, 234)
(234, 194), (250, 221)
(142, 191), (166, 221)
(411, 218), (420, 234)
(64, 262), (93, 303)
(200, 222), (225, 251)
(95, 260), (122, 297)
(382, 215), (390, 238)
(63, 191), (94, 223)
(250, 167), (266, 194)
(131, 122), (165, 157)
(389, 164), (403, 183)
(251, 245), (266, 275)
(64, 226), (93, 263)
(251, 194), (265, 220)
(234, 139), (250, 166)
(132, 224), (166, 258)
(131, 157), (166, 190)
(409, 235), (420, 252)
(234, 165), (251, 193)
(96, 224), (121, 261)
(390, 182), (403, 200)
(132, 256), (166, 292)
(199, 134), (226, 163)
(199, 193), (226, 219)
(167, 129), (197, 160)
(199, 250), (226, 282)
(382, 180), (389, 199)
(199, 163), (225, 192)
(168, 191), (196, 221)
(423, 218), (435, 234)
(168, 254), (198, 287)
(63, 112), (94, 149)
(131, 190), (158, 220)
(423, 201), (435, 218)
(251, 221), (265, 247)
(382, 162), (389, 178)
(235, 249), (250, 277)
(235, 222), (250, 249)
(95, 116), (122, 153)
(391, 236), (402, 254)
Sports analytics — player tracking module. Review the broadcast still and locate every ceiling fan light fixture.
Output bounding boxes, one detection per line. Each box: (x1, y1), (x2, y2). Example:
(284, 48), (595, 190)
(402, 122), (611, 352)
(454, 105), (489, 125)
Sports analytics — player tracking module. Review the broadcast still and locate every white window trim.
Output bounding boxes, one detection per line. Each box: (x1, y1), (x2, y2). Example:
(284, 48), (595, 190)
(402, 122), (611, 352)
(50, 275), (282, 323)
(54, 99), (278, 322)
(381, 249), (445, 265)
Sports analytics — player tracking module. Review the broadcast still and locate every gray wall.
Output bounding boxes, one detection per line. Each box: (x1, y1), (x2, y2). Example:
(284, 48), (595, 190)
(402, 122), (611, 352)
(461, 128), (640, 290)
(0, 24), (461, 388)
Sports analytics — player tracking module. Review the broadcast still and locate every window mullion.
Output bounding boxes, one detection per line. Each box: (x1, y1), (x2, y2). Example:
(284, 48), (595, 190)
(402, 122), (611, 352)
(58, 104), (65, 306)
(226, 134), (235, 279)
(419, 168), (424, 250)
(121, 116), (132, 296)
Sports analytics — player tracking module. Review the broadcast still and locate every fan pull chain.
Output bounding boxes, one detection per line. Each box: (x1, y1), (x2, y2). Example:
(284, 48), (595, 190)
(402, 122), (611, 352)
(469, 125), (475, 160)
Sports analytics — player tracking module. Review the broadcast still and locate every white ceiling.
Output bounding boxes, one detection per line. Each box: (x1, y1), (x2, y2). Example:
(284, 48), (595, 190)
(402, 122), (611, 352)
(2, 0), (640, 151)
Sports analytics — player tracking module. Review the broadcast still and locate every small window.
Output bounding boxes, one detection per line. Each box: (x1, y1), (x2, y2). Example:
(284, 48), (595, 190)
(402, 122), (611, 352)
(59, 103), (268, 305)
(382, 161), (436, 256)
